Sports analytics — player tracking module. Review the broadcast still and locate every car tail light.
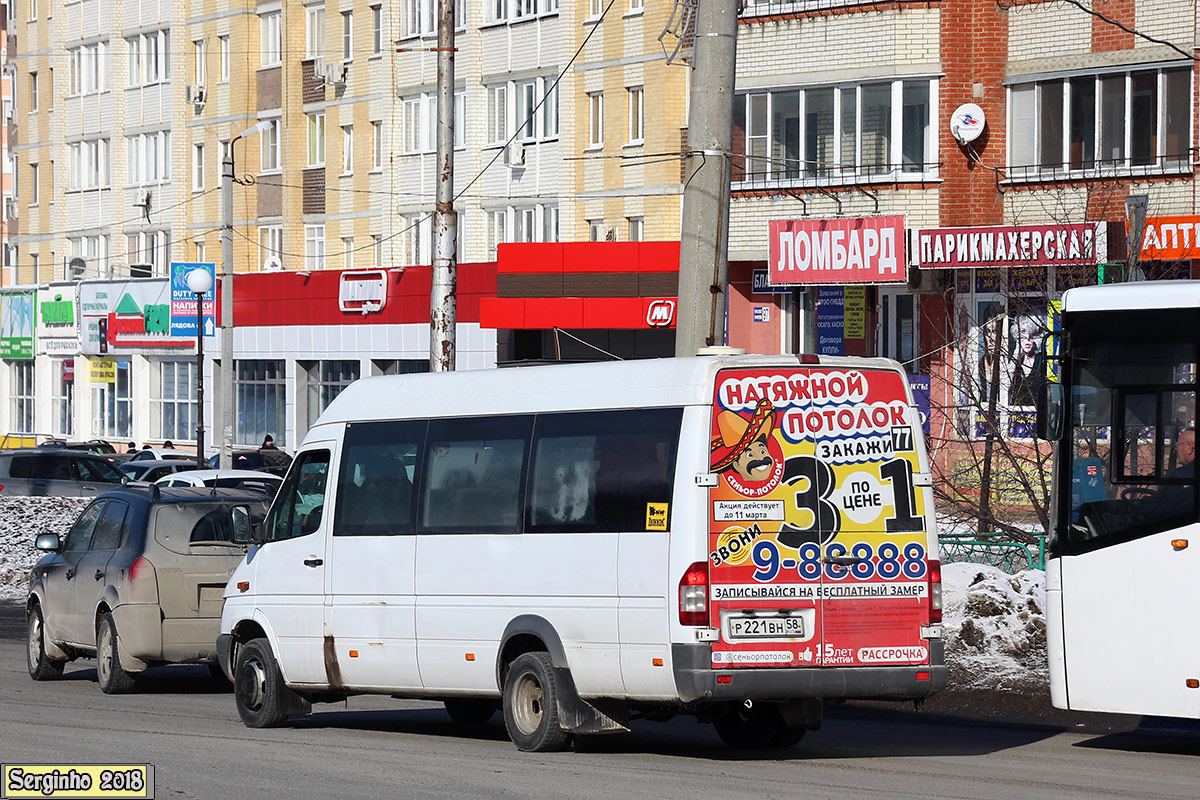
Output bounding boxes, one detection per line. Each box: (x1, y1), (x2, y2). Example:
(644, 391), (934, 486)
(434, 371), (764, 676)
(927, 559), (942, 624)
(0, 484), (5, 493)
(129, 556), (158, 603)
(679, 561), (709, 626)
(799, 353), (821, 365)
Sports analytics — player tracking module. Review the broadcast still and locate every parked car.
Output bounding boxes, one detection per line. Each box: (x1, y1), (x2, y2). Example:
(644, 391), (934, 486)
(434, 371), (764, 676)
(128, 448), (192, 463)
(118, 459), (197, 484)
(205, 448), (292, 477)
(156, 469), (281, 499)
(38, 440), (119, 456)
(26, 485), (272, 693)
(0, 449), (126, 496)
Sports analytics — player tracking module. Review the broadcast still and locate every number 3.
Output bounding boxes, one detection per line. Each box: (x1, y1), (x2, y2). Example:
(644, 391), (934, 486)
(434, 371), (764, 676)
(777, 455), (840, 548)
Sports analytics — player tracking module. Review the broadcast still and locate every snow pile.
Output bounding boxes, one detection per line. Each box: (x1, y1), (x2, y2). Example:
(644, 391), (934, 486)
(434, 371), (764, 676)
(0, 497), (89, 599)
(941, 561), (1048, 692)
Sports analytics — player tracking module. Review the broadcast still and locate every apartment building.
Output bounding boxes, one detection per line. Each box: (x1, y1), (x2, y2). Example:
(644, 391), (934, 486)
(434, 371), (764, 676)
(0, 2), (13, 285)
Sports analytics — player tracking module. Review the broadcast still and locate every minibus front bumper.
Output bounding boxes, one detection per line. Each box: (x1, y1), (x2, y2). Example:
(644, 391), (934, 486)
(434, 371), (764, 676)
(671, 639), (947, 703)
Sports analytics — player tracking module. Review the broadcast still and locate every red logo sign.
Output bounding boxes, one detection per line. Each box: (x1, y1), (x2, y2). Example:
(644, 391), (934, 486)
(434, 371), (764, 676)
(769, 216), (906, 286)
(646, 299), (676, 327)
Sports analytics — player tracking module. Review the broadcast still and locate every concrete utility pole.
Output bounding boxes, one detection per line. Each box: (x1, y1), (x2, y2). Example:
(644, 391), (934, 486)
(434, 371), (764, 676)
(675, 0), (739, 357)
(430, 0), (457, 371)
(220, 147), (235, 469)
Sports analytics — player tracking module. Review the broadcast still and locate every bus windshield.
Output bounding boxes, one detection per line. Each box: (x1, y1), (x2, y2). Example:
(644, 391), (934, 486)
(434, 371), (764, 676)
(1058, 307), (1198, 554)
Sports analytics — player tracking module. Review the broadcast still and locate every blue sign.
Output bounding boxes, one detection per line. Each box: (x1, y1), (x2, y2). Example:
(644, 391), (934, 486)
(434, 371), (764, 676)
(907, 373), (931, 436)
(752, 306), (770, 323)
(752, 269), (794, 295)
(169, 262), (216, 337)
(815, 286), (844, 356)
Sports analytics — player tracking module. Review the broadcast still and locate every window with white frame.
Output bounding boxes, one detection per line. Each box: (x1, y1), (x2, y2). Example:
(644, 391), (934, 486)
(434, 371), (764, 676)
(219, 36), (230, 81)
(628, 85), (644, 144)
(193, 38), (206, 85)
(628, 216), (643, 241)
(308, 112), (326, 166)
(342, 237), (354, 271)
(372, 234), (383, 267)
(96, 360), (132, 438)
(543, 205), (559, 243)
(372, 121), (383, 169)
(403, 214), (430, 264)
(543, 82), (559, 138)
(125, 30), (168, 85)
(261, 119), (281, 172)
(126, 231), (170, 277)
(1007, 65), (1191, 180)
(371, 5), (382, 54)
(342, 125), (353, 173)
(342, 11), (353, 60)
(733, 77), (937, 184)
(126, 131), (169, 185)
(305, 360), (360, 428)
(455, 90), (466, 149)
(150, 360), (198, 442)
(629, 0), (643, 11)
(487, 84), (507, 145)
(29, 71), (37, 111)
(588, 91), (603, 147)
(307, 5), (325, 59)
(192, 143), (204, 190)
(28, 0), (36, 20)
(588, 0), (602, 18)
(69, 235), (109, 277)
(10, 361), (34, 434)
(259, 224), (283, 269)
(403, 95), (425, 153)
(52, 358), (74, 437)
(235, 360), (286, 447)
(402, 0), (434, 38)
(513, 206), (537, 242)
(516, 80), (537, 142)
(260, 12), (281, 67)
(68, 41), (108, 95)
(305, 224), (326, 270)
(195, 241), (205, 262)
(513, 0), (535, 19)
(486, 210), (506, 259)
(29, 163), (38, 205)
(488, 0), (555, 22)
(589, 219), (604, 241)
(69, 138), (110, 190)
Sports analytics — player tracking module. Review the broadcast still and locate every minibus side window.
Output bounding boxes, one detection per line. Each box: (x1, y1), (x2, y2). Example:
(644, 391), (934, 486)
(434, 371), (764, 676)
(527, 408), (682, 533)
(267, 450), (331, 541)
(418, 415), (533, 533)
(334, 420), (427, 536)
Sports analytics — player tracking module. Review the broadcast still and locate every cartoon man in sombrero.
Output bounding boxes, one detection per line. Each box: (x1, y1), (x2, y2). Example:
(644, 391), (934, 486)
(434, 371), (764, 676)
(710, 397), (777, 483)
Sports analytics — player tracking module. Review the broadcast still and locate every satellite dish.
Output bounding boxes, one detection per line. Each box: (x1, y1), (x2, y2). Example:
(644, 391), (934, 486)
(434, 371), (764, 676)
(950, 103), (986, 145)
(263, 256), (283, 272)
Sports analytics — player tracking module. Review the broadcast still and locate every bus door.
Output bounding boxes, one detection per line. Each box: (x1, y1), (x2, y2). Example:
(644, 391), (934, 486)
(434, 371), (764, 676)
(707, 366), (934, 670)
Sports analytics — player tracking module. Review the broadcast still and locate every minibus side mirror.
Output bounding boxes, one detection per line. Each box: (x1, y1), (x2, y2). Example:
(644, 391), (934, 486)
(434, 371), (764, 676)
(1036, 382), (1064, 441)
(230, 506), (262, 545)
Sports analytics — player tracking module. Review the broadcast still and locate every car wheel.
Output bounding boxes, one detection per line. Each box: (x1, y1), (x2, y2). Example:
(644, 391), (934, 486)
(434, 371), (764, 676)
(502, 652), (570, 752)
(96, 613), (136, 694)
(713, 703), (791, 750)
(27, 605), (64, 681)
(444, 698), (497, 725)
(234, 638), (295, 728)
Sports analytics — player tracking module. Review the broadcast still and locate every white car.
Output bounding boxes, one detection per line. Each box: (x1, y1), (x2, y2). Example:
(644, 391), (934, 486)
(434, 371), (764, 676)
(155, 469), (282, 498)
(129, 448), (194, 463)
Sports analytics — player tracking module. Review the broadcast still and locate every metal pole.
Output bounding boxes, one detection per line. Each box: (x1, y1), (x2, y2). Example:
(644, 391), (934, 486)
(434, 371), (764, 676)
(195, 291), (205, 469)
(675, 0), (739, 357)
(429, 0), (457, 372)
(220, 145), (234, 469)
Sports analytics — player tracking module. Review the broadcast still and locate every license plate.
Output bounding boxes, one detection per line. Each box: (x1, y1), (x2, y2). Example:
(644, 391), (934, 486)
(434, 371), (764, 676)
(728, 615), (803, 639)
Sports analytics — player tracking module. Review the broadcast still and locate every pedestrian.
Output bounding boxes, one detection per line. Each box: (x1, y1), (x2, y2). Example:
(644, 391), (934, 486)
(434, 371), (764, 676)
(261, 435), (278, 450)
(126, 442), (137, 454)
(163, 440), (175, 449)
(142, 444), (152, 450)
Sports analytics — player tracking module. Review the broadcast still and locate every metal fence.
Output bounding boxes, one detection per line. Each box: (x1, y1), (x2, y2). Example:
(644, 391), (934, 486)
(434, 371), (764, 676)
(939, 532), (1046, 572)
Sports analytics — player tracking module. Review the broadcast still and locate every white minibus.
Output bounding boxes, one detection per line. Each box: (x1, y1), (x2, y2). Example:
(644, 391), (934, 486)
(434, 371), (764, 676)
(219, 354), (945, 750)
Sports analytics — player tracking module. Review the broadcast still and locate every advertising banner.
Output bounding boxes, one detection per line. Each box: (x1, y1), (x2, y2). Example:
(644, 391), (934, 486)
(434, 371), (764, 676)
(36, 283), (80, 355)
(707, 367), (932, 669)
(769, 216), (906, 285)
(90, 359), (116, 382)
(169, 262), (216, 337)
(913, 223), (1101, 269)
(80, 279), (193, 355)
(1137, 216), (1200, 261)
(815, 287), (844, 356)
(0, 291), (35, 359)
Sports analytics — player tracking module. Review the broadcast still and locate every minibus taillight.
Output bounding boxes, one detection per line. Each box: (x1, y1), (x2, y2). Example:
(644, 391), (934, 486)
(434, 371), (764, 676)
(799, 354), (821, 365)
(679, 562), (709, 626)
(927, 559), (942, 624)
(129, 556), (158, 604)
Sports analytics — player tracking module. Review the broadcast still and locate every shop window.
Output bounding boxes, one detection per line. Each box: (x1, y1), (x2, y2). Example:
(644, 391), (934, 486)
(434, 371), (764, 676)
(9, 361), (34, 433)
(235, 359), (286, 448)
(151, 360), (198, 442)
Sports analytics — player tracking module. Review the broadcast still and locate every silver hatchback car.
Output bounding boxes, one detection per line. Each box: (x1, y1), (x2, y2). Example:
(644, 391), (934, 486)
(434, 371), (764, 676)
(26, 485), (270, 693)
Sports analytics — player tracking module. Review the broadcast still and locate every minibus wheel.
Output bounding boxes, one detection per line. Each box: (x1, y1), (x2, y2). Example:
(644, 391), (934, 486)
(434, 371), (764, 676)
(503, 652), (570, 752)
(444, 698), (496, 725)
(234, 638), (292, 728)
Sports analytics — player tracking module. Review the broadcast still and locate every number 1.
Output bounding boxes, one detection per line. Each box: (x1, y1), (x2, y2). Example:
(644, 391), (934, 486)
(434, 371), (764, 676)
(881, 458), (923, 532)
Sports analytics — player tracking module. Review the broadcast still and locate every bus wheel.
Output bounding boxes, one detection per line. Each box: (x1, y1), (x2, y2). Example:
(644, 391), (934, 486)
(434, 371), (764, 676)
(713, 703), (794, 750)
(503, 652), (570, 752)
(234, 638), (293, 728)
(445, 698), (496, 725)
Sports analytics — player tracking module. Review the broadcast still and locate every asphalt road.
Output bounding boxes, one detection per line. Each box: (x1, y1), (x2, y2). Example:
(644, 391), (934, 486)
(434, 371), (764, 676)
(0, 601), (1195, 800)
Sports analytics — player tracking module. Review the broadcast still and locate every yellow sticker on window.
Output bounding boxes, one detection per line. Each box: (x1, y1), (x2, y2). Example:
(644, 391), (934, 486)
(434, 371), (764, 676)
(645, 503), (669, 531)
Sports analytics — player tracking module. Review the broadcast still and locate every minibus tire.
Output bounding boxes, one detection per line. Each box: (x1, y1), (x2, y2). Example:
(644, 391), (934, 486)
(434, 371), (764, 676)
(96, 614), (136, 694)
(234, 638), (293, 728)
(713, 704), (789, 750)
(27, 605), (64, 681)
(503, 652), (570, 752)
(445, 698), (496, 725)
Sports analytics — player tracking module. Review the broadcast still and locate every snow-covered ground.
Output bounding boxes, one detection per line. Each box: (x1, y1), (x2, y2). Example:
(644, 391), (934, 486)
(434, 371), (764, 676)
(0, 500), (1049, 695)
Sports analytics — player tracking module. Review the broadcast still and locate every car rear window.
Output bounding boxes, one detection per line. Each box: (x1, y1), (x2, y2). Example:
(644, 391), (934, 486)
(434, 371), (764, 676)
(152, 501), (270, 554)
(76, 457), (125, 483)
